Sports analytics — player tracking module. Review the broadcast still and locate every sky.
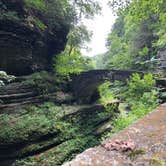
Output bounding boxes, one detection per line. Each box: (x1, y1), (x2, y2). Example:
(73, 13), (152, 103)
(81, 0), (116, 57)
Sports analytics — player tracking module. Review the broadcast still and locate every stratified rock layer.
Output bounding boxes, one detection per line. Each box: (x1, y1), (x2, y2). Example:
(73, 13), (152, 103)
(0, 0), (70, 75)
(63, 103), (166, 166)
(0, 72), (119, 166)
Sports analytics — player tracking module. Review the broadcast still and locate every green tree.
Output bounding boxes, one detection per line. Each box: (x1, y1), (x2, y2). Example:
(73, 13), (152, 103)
(53, 0), (101, 77)
(103, 0), (166, 71)
(54, 46), (94, 77)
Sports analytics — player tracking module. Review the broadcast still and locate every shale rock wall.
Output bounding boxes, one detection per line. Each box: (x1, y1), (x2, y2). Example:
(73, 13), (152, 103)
(0, 0), (70, 75)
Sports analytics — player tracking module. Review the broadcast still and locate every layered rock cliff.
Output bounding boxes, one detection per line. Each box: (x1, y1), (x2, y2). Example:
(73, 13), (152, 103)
(0, 72), (120, 166)
(0, 0), (71, 75)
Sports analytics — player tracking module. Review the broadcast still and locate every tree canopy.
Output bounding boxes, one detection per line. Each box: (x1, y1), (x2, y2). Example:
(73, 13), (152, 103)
(96, 0), (166, 71)
(53, 0), (101, 77)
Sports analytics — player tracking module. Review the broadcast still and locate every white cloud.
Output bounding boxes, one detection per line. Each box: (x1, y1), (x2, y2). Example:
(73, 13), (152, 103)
(81, 0), (116, 57)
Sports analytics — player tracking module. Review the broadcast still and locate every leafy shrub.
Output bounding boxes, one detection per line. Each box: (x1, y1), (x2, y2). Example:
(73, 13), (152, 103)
(54, 49), (94, 78)
(98, 82), (115, 106)
(112, 114), (136, 132)
(102, 73), (159, 139)
(54, 51), (83, 78)
(22, 71), (61, 94)
(5, 101), (114, 165)
(125, 73), (156, 101)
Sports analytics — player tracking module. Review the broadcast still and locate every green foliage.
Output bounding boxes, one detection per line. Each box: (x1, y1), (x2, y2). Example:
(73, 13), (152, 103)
(54, 51), (82, 77)
(12, 136), (98, 166)
(108, 0), (132, 13)
(100, 0), (166, 71)
(24, 0), (46, 11)
(72, 0), (101, 19)
(160, 92), (166, 101)
(139, 46), (149, 57)
(54, 47), (94, 78)
(113, 74), (158, 132)
(102, 73), (158, 138)
(44, 0), (74, 27)
(148, 158), (165, 166)
(2, 101), (116, 165)
(0, 11), (20, 21)
(112, 114), (136, 132)
(124, 73), (158, 113)
(0, 103), (63, 143)
(126, 73), (156, 100)
(128, 149), (146, 160)
(31, 17), (47, 30)
(98, 82), (115, 106)
(54, 22), (96, 78)
(22, 71), (61, 94)
(23, 0), (101, 23)
(67, 24), (92, 51)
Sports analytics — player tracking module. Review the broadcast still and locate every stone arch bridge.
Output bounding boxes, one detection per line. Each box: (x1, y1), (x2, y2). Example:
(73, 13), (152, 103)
(70, 69), (144, 103)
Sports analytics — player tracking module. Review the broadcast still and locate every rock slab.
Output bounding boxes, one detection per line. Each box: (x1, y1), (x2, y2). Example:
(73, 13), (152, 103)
(63, 103), (166, 166)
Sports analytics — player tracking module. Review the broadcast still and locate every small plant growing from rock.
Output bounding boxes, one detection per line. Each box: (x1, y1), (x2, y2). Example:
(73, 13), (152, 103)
(148, 157), (165, 166)
(128, 149), (146, 160)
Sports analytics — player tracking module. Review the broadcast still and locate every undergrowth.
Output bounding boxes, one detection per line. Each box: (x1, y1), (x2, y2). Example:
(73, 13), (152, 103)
(0, 101), (116, 166)
(22, 71), (65, 94)
(100, 73), (159, 139)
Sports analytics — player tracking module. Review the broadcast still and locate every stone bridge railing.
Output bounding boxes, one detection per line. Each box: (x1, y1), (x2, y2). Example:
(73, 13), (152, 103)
(70, 69), (144, 104)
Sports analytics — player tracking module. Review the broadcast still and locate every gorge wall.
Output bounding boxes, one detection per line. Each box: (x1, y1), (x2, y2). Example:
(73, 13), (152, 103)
(0, 0), (71, 75)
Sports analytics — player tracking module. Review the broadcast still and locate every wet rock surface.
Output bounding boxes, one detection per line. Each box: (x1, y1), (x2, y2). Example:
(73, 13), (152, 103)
(63, 103), (166, 166)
